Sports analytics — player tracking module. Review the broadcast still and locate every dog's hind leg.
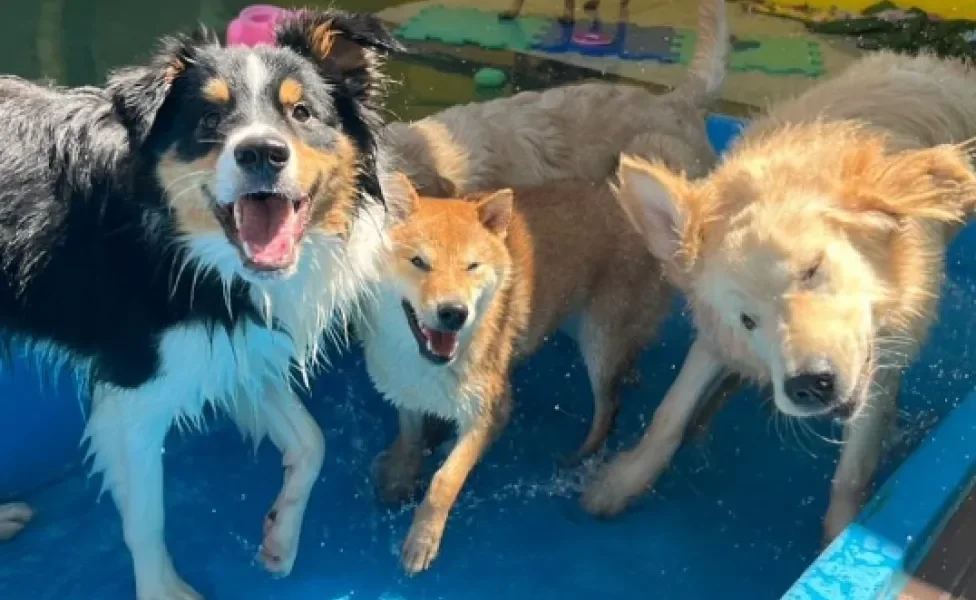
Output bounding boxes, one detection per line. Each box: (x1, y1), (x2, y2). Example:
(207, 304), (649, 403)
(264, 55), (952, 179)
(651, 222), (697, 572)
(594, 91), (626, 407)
(86, 385), (201, 600)
(570, 269), (671, 462)
(824, 373), (897, 543)
(0, 502), (32, 540)
(582, 338), (724, 517)
(498, 0), (527, 20)
(227, 382), (325, 577)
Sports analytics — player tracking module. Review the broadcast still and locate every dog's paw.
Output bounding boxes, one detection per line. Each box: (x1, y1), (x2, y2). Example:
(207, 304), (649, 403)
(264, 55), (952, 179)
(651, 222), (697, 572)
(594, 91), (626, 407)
(258, 505), (300, 576)
(374, 450), (421, 505)
(136, 565), (203, 600)
(580, 455), (647, 517)
(0, 502), (33, 541)
(401, 519), (445, 576)
(823, 499), (859, 546)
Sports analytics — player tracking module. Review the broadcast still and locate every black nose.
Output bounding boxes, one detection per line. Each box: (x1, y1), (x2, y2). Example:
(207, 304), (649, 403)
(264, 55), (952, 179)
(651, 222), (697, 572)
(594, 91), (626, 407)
(784, 364), (837, 409)
(436, 303), (469, 332)
(233, 136), (291, 172)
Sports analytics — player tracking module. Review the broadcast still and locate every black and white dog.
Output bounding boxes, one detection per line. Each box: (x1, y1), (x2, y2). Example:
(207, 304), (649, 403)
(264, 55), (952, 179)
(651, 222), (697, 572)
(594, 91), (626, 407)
(0, 10), (402, 599)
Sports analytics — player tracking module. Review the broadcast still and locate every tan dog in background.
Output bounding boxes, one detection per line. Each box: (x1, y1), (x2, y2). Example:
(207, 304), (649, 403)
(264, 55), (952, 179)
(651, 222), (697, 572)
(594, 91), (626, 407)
(384, 0), (727, 197)
(359, 174), (670, 574)
(586, 51), (976, 542)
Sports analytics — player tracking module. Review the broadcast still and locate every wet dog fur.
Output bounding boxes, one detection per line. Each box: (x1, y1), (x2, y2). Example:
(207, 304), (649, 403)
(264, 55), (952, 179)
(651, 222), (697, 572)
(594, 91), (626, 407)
(586, 51), (976, 542)
(359, 175), (670, 574)
(383, 0), (728, 197)
(0, 11), (403, 598)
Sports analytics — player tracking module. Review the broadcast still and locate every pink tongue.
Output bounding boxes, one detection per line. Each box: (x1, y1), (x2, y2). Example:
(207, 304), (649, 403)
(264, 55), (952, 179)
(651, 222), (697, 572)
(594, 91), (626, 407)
(237, 196), (301, 269)
(426, 330), (458, 357)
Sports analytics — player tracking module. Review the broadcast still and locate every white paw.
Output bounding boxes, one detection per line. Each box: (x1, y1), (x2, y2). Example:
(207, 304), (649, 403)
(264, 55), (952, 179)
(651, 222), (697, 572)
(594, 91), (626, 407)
(137, 569), (203, 600)
(258, 504), (301, 576)
(581, 453), (649, 517)
(135, 553), (203, 600)
(0, 502), (33, 541)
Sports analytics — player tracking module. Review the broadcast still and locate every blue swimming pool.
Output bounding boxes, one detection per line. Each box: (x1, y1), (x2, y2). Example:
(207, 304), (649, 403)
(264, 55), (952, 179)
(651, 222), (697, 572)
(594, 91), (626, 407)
(1, 111), (974, 600)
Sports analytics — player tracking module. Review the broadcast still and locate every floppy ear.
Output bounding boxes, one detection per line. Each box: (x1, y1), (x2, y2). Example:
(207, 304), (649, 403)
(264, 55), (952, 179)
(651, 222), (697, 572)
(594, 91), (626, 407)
(614, 154), (706, 271)
(385, 172), (421, 224)
(476, 189), (514, 238)
(107, 29), (217, 145)
(838, 143), (973, 225)
(276, 11), (405, 108)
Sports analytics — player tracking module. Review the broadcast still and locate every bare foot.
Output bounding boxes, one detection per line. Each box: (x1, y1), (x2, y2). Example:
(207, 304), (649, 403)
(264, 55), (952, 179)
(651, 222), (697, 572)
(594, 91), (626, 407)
(498, 10), (519, 20)
(581, 452), (650, 517)
(0, 502), (32, 541)
(401, 509), (447, 575)
(557, 13), (575, 25)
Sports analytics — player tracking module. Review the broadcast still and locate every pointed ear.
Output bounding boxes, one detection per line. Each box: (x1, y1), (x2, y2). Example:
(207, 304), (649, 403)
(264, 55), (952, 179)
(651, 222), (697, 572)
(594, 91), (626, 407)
(276, 11), (405, 107)
(107, 28), (216, 145)
(476, 189), (514, 238)
(385, 172), (421, 224)
(614, 154), (704, 270)
(839, 143), (973, 225)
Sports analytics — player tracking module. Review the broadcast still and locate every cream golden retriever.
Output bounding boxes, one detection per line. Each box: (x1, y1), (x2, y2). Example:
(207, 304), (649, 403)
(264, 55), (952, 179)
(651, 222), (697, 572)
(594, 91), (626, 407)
(588, 51), (976, 542)
(384, 0), (728, 196)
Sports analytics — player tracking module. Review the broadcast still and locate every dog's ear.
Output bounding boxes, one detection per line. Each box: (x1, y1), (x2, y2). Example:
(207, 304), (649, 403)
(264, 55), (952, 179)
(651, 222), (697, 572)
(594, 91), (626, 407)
(836, 143), (973, 227)
(107, 29), (217, 145)
(385, 172), (421, 224)
(276, 11), (405, 108)
(615, 154), (707, 271)
(476, 189), (514, 238)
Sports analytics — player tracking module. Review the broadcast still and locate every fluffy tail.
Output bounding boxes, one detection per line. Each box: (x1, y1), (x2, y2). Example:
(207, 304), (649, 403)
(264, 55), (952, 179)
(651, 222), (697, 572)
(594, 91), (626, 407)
(674, 0), (730, 107)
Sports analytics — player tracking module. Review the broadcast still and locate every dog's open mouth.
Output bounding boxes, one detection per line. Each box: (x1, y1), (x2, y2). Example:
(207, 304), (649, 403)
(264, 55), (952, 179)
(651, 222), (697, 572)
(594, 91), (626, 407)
(212, 190), (312, 273)
(402, 300), (459, 365)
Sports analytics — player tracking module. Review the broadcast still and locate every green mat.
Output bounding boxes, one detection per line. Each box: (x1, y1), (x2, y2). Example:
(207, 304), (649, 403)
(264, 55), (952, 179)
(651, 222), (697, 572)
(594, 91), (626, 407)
(395, 4), (825, 77)
(396, 6), (551, 51)
(676, 32), (825, 77)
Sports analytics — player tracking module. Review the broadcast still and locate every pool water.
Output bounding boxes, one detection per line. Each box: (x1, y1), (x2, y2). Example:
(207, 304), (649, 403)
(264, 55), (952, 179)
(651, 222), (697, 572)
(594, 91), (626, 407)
(1, 2), (975, 599)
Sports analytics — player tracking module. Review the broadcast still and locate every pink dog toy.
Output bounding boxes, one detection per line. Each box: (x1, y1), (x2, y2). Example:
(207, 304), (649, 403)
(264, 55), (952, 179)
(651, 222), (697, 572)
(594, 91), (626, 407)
(226, 5), (293, 47)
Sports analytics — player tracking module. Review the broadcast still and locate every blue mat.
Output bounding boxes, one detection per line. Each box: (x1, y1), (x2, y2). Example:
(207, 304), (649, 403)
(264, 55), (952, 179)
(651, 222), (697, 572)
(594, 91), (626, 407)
(1, 117), (975, 600)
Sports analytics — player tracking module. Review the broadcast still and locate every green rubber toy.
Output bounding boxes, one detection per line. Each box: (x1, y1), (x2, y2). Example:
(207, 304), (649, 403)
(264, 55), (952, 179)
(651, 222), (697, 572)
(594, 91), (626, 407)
(474, 67), (506, 88)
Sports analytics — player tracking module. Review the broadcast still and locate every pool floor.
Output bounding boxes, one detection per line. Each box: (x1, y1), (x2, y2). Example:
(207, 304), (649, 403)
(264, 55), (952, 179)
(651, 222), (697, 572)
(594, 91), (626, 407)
(3, 219), (976, 600)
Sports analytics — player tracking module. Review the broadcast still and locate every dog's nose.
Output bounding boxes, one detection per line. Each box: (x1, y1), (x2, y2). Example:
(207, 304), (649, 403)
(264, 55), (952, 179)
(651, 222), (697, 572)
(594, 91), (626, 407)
(234, 136), (291, 172)
(436, 303), (469, 332)
(784, 359), (837, 409)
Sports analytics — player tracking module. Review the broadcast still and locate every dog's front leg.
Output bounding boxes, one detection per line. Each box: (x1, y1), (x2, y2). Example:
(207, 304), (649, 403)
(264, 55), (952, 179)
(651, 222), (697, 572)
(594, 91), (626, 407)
(400, 395), (508, 575)
(86, 386), (200, 600)
(375, 408), (426, 505)
(0, 502), (32, 540)
(228, 383), (325, 577)
(582, 337), (724, 516)
(824, 372), (897, 543)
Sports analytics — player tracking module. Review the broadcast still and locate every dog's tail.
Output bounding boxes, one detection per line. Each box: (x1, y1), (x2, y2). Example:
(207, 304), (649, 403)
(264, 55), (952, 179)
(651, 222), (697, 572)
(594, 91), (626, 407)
(674, 0), (730, 107)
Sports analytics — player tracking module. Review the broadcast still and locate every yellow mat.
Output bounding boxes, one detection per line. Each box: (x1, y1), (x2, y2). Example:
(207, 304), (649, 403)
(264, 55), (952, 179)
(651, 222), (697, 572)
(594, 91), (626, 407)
(799, 0), (976, 19)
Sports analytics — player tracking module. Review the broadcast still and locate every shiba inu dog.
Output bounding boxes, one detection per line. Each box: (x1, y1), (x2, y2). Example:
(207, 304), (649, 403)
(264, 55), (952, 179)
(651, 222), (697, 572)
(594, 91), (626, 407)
(585, 51), (976, 542)
(359, 174), (671, 574)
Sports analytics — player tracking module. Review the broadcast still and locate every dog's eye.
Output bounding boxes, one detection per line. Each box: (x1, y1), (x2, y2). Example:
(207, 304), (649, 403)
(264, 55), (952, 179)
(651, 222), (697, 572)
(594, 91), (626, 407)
(291, 103), (312, 123)
(740, 314), (758, 331)
(800, 258), (822, 282)
(467, 262), (480, 271)
(201, 111), (221, 131)
(410, 256), (430, 271)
